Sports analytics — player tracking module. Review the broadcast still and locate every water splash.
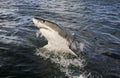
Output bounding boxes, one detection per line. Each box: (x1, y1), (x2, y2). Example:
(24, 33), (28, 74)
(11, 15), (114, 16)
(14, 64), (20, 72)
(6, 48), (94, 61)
(35, 47), (88, 78)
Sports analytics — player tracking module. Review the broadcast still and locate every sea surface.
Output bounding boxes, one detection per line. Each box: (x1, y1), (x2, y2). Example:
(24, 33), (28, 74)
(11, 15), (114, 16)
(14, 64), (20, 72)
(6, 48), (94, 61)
(0, 0), (120, 78)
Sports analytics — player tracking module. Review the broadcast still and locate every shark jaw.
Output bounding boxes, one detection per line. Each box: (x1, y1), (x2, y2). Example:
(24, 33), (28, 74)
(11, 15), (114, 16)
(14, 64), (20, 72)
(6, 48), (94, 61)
(32, 17), (77, 57)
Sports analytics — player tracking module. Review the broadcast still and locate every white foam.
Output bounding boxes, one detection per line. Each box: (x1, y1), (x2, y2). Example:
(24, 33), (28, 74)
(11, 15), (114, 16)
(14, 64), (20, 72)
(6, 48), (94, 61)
(36, 48), (87, 78)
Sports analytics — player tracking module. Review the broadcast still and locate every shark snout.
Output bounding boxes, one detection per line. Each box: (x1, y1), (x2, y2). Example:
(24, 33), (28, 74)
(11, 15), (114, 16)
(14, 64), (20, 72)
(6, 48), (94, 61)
(32, 17), (48, 28)
(32, 18), (38, 23)
(32, 18), (40, 28)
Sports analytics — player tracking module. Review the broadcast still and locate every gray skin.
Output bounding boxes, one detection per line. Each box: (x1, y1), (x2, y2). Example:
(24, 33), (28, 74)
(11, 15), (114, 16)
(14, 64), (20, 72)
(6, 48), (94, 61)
(32, 17), (78, 57)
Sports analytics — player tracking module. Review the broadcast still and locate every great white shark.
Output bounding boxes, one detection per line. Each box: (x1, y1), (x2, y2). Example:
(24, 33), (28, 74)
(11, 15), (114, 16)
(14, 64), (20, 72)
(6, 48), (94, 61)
(32, 17), (78, 57)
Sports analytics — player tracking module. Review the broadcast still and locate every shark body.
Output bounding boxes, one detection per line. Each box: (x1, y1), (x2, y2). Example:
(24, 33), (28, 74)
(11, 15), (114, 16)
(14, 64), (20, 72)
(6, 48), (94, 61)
(32, 17), (78, 57)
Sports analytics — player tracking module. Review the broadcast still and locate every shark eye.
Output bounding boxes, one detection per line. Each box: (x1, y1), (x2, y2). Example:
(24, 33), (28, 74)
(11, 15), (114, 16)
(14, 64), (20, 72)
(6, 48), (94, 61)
(43, 20), (45, 23)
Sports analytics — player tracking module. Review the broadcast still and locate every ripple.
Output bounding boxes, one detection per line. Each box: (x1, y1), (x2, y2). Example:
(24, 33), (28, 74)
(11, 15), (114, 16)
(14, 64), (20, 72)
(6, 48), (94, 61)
(0, 0), (120, 78)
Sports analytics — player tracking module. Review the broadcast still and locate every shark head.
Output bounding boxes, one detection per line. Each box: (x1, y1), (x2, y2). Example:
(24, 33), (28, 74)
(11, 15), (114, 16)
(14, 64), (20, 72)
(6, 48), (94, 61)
(32, 17), (77, 57)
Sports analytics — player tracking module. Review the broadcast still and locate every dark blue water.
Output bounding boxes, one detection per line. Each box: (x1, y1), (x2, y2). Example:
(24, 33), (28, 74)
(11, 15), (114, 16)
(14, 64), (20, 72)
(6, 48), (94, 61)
(0, 0), (120, 78)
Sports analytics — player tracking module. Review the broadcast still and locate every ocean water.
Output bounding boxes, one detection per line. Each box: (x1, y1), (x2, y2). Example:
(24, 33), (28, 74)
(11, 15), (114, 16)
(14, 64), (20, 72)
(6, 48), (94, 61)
(0, 0), (120, 78)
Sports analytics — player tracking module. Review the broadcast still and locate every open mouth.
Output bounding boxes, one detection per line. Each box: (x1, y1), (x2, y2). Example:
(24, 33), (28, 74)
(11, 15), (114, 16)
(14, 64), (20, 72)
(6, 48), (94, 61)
(40, 27), (49, 30)
(39, 27), (52, 31)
